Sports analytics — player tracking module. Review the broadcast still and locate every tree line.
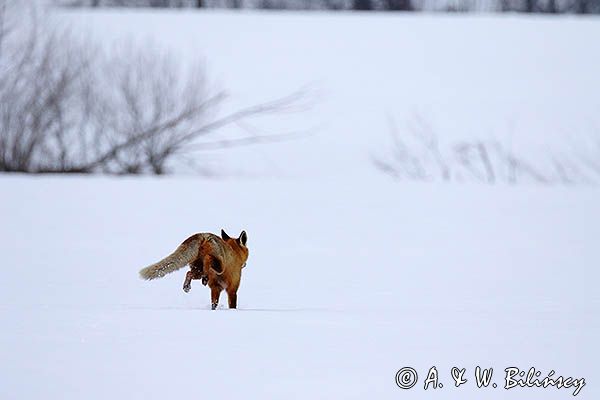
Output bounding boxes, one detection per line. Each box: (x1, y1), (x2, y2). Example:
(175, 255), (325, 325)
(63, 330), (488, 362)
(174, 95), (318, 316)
(62, 0), (600, 13)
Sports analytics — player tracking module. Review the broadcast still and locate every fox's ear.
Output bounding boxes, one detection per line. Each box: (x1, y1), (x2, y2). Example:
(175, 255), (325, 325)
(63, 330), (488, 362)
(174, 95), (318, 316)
(239, 230), (247, 246)
(221, 229), (231, 240)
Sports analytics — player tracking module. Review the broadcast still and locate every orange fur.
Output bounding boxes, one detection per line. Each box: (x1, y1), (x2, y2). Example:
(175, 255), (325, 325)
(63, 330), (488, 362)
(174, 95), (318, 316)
(140, 230), (249, 310)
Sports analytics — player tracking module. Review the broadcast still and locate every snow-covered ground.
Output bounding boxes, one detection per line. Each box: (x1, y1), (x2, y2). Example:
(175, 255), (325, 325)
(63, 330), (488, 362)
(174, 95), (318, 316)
(1, 9), (599, 400)
(1, 176), (598, 398)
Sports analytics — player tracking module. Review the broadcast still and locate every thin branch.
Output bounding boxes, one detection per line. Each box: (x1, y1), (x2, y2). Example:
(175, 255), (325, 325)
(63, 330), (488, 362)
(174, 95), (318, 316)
(185, 130), (309, 152)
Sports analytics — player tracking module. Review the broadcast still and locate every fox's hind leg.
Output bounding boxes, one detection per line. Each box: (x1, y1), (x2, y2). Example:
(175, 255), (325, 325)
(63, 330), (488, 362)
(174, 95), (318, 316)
(191, 259), (208, 286)
(183, 261), (204, 293)
(183, 271), (193, 293)
(183, 270), (204, 293)
(210, 285), (222, 310)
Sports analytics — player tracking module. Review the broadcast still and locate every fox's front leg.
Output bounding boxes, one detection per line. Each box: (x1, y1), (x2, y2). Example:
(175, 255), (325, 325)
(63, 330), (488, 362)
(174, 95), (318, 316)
(226, 284), (239, 309)
(183, 271), (193, 293)
(227, 289), (237, 309)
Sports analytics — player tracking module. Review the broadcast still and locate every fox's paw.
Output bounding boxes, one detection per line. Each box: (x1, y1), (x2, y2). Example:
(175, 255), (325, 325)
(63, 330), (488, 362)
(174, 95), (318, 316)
(183, 283), (191, 293)
(201, 276), (208, 286)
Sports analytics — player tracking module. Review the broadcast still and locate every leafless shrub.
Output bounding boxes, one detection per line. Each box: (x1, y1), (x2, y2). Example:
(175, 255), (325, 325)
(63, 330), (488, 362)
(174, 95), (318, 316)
(454, 141), (496, 184)
(487, 140), (551, 184)
(374, 115), (600, 186)
(0, 1), (308, 175)
(407, 115), (451, 181)
(570, 129), (600, 182)
(370, 116), (428, 180)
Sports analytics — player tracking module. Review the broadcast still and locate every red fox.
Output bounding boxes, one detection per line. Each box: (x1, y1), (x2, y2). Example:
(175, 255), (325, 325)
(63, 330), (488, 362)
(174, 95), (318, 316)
(139, 230), (248, 310)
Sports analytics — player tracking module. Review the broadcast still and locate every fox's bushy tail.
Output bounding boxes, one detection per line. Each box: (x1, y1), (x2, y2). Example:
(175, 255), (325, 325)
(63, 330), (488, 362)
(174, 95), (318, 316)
(139, 236), (199, 280)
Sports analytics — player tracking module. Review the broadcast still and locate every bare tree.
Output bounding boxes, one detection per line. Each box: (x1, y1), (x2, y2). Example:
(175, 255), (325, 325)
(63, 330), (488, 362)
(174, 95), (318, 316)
(0, 2), (310, 175)
(0, 2), (98, 173)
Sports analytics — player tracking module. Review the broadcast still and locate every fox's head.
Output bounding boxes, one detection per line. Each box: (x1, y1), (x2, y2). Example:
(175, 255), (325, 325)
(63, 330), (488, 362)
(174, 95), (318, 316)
(221, 229), (249, 264)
